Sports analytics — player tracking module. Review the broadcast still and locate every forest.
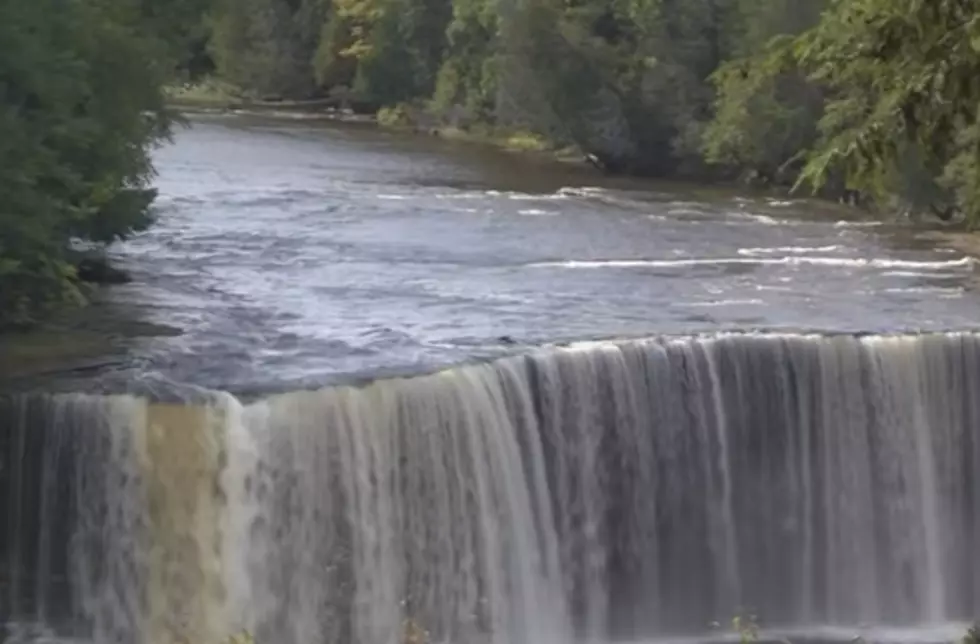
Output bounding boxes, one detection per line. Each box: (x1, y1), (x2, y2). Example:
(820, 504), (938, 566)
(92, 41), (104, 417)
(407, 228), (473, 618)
(2, 0), (980, 326)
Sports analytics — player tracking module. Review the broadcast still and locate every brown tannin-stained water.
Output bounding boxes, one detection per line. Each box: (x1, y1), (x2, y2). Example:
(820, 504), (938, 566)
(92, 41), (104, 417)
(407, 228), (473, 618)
(2, 115), (979, 644)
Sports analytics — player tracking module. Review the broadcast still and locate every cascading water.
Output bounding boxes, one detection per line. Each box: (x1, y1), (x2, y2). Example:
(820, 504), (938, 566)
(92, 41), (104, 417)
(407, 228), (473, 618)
(2, 333), (979, 644)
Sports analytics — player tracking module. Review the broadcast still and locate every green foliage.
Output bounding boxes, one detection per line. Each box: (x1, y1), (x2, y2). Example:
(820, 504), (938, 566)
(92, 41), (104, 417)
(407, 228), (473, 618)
(703, 35), (821, 185)
(791, 0), (980, 222)
(430, 0), (498, 122)
(376, 103), (414, 126)
(708, 0), (980, 223)
(198, 0), (980, 226)
(701, 0), (825, 184)
(204, 0), (835, 175)
(210, 0), (325, 98)
(334, 0), (450, 105)
(0, 0), (206, 328)
(10, 0), (974, 327)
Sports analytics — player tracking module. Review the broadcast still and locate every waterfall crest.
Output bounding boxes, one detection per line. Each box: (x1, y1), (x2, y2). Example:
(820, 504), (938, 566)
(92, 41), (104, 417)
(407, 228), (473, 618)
(3, 333), (979, 643)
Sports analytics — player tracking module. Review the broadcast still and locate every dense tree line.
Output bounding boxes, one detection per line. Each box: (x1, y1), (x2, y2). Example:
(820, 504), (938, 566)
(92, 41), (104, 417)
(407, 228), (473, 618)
(206, 0), (980, 219)
(0, 0), (207, 327)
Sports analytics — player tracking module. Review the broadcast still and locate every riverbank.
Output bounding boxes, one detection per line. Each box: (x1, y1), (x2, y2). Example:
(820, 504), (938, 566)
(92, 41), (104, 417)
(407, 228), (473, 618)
(375, 104), (588, 164)
(165, 82), (588, 163)
(165, 86), (963, 216)
(387, 122), (586, 165)
(165, 81), (376, 123)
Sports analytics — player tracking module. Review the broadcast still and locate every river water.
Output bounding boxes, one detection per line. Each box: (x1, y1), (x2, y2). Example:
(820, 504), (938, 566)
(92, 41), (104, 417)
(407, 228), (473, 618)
(85, 113), (980, 393)
(4, 115), (980, 644)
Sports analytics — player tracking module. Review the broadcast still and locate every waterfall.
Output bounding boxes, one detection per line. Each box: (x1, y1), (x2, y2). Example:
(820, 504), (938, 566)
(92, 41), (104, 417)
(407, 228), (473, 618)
(2, 333), (979, 644)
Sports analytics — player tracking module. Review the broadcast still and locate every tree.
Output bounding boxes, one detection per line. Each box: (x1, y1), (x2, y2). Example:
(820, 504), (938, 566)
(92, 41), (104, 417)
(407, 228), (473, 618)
(431, 0), (500, 123)
(210, 0), (324, 98)
(204, 0), (835, 180)
(701, 0), (825, 185)
(313, 0), (450, 106)
(792, 0), (980, 221)
(0, 0), (208, 327)
(707, 0), (980, 222)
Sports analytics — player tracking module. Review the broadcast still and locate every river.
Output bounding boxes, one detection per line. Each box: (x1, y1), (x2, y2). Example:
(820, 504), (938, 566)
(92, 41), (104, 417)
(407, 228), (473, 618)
(3, 115), (980, 644)
(75, 113), (980, 393)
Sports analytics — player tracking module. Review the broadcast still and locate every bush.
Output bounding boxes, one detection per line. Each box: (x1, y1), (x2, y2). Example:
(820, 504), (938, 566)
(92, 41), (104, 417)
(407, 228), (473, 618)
(0, 0), (197, 328)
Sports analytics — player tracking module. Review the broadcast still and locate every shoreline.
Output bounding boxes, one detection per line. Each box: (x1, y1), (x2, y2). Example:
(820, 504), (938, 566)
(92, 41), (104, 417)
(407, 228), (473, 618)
(166, 82), (980, 223)
(167, 95), (589, 165)
(172, 101), (980, 238)
(169, 99), (960, 222)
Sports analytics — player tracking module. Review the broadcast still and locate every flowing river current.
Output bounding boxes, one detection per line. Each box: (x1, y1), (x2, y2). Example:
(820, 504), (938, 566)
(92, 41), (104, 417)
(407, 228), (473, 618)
(3, 115), (980, 644)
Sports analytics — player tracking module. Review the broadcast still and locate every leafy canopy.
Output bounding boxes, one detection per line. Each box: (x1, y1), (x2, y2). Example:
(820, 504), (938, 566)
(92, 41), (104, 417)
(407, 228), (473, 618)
(0, 0), (207, 327)
(709, 0), (980, 221)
